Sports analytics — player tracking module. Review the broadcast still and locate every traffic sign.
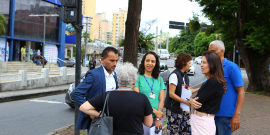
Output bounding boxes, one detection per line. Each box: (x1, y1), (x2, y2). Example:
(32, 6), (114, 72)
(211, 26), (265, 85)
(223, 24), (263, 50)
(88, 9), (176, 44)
(169, 25), (184, 30)
(169, 21), (184, 25)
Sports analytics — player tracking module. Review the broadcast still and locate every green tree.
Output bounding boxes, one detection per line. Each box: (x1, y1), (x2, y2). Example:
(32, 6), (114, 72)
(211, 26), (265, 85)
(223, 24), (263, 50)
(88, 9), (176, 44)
(107, 41), (111, 45)
(188, 12), (201, 32)
(0, 13), (8, 36)
(119, 31), (155, 52)
(168, 29), (198, 56)
(194, 32), (216, 56)
(190, 0), (270, 94)
(82, 31), (93, 43)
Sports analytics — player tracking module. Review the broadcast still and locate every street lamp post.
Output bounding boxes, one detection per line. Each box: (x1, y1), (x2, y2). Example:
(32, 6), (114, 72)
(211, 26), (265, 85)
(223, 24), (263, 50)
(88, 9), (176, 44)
(29, 14), (59, 68)
(83, 16), (92, 67)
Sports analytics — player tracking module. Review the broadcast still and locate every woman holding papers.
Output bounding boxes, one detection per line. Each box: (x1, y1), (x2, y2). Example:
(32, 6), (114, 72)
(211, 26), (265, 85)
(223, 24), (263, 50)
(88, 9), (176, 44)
(134, 51), (166, 135)
(164, 52), (198, 135)
(189, 51), (226, 135)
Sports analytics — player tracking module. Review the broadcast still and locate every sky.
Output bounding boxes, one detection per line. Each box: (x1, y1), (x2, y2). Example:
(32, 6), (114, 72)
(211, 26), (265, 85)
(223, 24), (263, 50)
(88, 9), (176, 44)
(96, 0), (211, 37)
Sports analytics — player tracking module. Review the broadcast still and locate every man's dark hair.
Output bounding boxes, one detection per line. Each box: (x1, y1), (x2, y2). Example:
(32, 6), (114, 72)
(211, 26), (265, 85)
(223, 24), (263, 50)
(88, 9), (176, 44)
(138, 51), (160, 79)
(101, 47), (118, 58)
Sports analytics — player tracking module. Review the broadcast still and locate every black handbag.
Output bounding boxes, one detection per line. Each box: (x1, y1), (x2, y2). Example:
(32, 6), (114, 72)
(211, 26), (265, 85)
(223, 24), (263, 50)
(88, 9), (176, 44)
(88, 92), (113, 135)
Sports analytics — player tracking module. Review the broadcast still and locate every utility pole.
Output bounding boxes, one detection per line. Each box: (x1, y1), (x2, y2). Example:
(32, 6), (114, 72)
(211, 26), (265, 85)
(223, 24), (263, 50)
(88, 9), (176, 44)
(100, 27), (102, 46)
(74, 1), (82, 135)
(155, 26), (158, 54)
(160, 30), (162, 55)
(166, 32), (169, 50)
(83, 16), (92, 67)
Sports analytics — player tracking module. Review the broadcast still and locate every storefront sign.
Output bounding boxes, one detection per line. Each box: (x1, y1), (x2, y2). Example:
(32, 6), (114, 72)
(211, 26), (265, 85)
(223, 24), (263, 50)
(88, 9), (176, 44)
(44, 44), (58, 63)
(0, 38), (8, 61)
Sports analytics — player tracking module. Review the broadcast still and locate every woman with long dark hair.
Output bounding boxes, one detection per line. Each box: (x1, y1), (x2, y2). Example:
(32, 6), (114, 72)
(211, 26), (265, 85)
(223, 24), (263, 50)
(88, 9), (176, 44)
(189, 51), (227, 135)
(133, 51), (166, 135)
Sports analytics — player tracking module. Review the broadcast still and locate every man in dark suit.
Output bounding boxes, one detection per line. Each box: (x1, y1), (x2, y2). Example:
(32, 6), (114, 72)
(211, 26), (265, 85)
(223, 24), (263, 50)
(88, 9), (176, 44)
(72, 47), (119, 131)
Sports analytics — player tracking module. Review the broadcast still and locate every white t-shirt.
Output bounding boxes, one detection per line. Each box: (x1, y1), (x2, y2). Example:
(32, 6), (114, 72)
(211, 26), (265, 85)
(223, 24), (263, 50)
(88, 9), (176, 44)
(169, 73), (178, 86)
(169, 73), (188, 86)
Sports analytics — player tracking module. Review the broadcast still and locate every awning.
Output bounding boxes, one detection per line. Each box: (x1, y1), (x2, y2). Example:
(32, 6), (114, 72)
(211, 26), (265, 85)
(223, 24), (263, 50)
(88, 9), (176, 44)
(43, 0), (62, 6)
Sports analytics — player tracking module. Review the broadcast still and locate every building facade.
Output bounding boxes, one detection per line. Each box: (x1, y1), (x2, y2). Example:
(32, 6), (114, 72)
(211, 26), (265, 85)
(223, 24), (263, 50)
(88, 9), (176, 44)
(82, 0), (96, 40)
(0, 0), (65, 66)
(111, 8), (127, 46)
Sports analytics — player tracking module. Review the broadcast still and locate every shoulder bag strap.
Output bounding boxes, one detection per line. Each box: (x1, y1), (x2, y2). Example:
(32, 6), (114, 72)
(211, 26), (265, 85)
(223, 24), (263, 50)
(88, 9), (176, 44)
(99, 91), (111, 117)
(138, 74), (140, 86)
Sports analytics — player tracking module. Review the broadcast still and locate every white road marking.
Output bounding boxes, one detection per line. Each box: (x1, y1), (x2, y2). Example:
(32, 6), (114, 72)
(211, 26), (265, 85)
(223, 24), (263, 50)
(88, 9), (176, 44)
(29, 99), (67, 105)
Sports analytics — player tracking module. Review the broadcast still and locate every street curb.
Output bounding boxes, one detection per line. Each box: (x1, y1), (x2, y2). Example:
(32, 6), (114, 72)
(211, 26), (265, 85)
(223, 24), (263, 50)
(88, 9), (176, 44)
(0, 88), (68, 103)
(46, 124), (73, 135)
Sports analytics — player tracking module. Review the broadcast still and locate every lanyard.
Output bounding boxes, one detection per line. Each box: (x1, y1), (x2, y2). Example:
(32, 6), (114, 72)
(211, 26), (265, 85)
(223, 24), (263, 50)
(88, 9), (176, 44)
(143, 75), (154, 94)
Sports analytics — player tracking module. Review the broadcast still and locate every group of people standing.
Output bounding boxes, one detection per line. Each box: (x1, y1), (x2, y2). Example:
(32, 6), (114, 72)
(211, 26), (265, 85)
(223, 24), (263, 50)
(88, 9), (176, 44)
(73, 40), (245, 135)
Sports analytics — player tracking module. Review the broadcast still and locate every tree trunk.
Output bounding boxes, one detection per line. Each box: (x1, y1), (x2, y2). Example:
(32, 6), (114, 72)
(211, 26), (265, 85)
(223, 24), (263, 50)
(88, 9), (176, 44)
(123, 0), (142, 67)
(236, 0), (270, 95)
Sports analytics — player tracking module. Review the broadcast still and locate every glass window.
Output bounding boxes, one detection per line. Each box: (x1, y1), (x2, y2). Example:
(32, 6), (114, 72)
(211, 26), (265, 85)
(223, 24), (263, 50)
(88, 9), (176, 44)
(14, 0), (59, 42)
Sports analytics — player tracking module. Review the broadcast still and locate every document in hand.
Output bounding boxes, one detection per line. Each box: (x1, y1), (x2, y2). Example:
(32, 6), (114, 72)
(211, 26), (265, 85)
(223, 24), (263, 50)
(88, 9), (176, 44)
(180, 84), (192, 112)
(149, 127), (162, 135)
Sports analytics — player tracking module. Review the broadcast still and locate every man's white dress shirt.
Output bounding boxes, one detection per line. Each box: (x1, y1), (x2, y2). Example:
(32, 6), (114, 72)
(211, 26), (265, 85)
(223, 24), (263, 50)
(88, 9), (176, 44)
(103, 66), (116, 91)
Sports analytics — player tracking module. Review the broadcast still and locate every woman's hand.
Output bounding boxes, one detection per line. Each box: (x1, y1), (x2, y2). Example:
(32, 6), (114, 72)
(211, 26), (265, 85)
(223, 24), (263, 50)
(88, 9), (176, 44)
(154, 110), (164, 118)
(155, 120), (162, 131)
(184, 100), (191, 106)
(189, 96), (202, 109)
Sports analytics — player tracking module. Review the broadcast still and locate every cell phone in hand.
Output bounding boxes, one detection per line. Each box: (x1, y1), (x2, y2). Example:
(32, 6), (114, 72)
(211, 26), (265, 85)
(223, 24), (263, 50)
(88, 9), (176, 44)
(155, 127), (160, 134)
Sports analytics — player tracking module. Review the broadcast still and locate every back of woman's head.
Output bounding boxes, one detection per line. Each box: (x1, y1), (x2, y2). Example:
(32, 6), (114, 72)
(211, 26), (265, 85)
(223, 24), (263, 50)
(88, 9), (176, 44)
(175, 52), (192, 69)
(116, 62), (138, 87)
(138, 51), (160, 79)
(202, 51), (227, 92)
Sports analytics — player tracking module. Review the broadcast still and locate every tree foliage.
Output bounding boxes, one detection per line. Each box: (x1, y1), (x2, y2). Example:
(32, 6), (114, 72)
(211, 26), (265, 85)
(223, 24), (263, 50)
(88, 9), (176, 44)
(0, 13), (8, 36)
(190, 0), (270, 93)
(119, 31), (155, 52)
(168, 29), (199, 56)
(194, 32), (216, 56)
(82, 31), (93, 43)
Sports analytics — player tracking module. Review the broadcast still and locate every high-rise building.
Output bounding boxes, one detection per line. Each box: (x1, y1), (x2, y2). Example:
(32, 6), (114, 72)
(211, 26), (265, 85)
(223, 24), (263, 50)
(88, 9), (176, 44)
(94, 13), (107, 40)
(112, 8), (128, 46)
(82, 0), (96, 40)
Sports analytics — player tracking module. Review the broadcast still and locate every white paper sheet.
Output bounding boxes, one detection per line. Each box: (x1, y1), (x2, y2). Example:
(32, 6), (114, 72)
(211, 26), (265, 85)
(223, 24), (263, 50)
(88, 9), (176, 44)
(180, 84), (192, 112)
(149, 126), (162, 135)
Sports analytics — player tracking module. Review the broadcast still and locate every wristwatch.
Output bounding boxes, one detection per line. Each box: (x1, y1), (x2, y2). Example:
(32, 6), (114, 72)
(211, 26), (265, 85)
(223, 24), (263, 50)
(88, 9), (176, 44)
(156, 118), (160, 121)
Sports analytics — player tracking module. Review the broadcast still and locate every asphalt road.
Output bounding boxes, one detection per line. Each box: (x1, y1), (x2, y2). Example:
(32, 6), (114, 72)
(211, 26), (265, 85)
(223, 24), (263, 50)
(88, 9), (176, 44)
(0, 94), (74, 135)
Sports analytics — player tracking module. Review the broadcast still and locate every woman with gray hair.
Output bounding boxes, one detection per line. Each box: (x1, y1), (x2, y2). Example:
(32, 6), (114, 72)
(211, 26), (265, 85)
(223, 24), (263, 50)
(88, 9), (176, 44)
(80, 62), (153, 135)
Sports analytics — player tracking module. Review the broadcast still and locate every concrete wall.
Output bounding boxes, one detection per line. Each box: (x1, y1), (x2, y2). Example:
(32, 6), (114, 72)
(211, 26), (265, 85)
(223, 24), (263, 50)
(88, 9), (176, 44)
(0, 62), (8, 73)
(0, 67), (76, 92)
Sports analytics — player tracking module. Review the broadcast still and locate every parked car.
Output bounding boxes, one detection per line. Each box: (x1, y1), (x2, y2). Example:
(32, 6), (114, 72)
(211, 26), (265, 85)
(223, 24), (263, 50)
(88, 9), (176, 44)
(157, 49), (170, 60)
(187, 61), (196, 75)
(65, 74), (86, 108)
(64, 58), (76, 67)
(159, 63), (170, 83)
(194, 56), (202, 64)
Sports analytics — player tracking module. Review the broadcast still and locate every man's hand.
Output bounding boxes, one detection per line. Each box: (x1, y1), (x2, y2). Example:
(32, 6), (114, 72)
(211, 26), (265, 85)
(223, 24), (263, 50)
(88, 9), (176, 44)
(230, 114), (240, 131)
(189, 96), (202, 109)
(154, 110), (164, 119)
(155, 120), (162, 131)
